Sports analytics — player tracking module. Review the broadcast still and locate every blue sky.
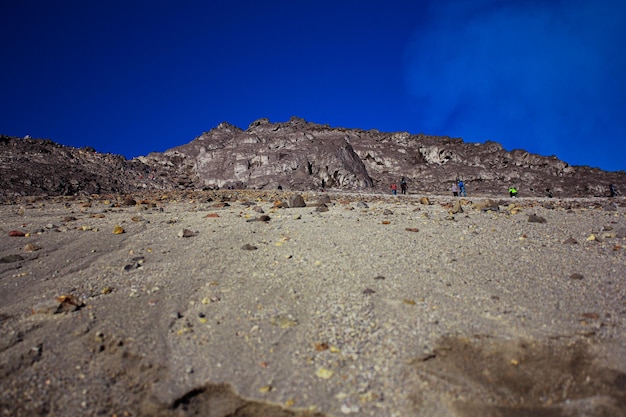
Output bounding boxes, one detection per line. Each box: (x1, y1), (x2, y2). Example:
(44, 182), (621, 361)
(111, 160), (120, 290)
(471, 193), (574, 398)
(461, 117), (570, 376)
(2, 0), (625, 171)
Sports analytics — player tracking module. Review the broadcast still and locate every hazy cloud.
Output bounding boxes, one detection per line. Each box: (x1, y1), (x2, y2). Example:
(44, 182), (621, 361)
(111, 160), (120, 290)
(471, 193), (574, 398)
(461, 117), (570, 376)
(405, 0), (626, 169)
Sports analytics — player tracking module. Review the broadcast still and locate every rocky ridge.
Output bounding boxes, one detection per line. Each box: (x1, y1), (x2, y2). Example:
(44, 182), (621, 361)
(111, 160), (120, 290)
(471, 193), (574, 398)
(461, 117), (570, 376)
(2, 117), (626, 198)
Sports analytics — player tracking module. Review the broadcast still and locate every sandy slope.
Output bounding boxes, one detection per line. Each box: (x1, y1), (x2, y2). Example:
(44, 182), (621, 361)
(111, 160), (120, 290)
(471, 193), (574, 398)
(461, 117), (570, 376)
(1, 191), (625, 417)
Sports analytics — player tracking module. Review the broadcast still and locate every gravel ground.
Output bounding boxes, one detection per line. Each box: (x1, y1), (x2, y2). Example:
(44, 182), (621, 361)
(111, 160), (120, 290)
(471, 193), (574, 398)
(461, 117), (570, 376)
(1, 191), (625, 417)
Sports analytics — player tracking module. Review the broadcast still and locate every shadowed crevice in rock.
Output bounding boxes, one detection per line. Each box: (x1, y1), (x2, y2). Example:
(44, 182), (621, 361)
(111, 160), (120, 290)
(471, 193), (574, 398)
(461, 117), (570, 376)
(409, 336), (626, 417)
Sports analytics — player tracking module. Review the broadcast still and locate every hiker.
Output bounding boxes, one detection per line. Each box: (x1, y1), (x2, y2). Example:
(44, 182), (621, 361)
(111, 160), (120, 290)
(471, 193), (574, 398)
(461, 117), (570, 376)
(458, 180), (466, 197)
(610, 184), (620, 197)
(451, 182), (459, 197)
(509, 187), (518, 198)
(400, 177), (408, 195)
(391, 182), (397, 195)
(546, 188), (553, 198)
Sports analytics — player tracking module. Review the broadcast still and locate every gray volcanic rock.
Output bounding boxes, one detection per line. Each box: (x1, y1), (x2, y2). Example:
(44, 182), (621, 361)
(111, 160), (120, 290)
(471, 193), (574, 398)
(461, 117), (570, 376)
(153, 117), (626, 197)
(0, 135), (180, 197)
(2, 117), (626, 198)
(158, 117), (374, 191)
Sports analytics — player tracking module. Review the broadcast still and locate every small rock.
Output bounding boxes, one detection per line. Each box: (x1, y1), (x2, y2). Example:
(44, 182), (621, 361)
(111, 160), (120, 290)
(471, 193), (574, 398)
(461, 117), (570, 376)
(340, 402), (360, 414)
(405, 228), (419, 232)
(356, 201), (369, 209)
(288, 194), (306, 208)
(247, 215), (271, 222)
(205, 213), (219, 218)
(363, 288), (376, 295)
(241, 244), (258, 250)
(32, 295), (83, 314)
(316, 195), (331, 205)
(449, 201), (463, 214)
(420, 197), (430, 205)
(316, 204), (329, 212)
(374, 275), (385, 280)
(569, 273), (584, 280)
(23, 243), (41, 252)
(315, 367), (334, 379)
(563, 237), (578, 245)
(178, 229), (196, 238)
(527, 214), (547, 223)
(8, 230), (26, 237)
(383, 209), (393, 215)
(473, 199), (499, 211)
(122, 197), (137, 206)
(254, 206), (265, 213)
(112, 225), (125, 234)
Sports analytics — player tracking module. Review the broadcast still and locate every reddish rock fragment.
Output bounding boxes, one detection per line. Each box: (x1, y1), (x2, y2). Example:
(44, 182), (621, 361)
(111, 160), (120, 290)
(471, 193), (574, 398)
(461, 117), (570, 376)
(8, 230), (26, 237)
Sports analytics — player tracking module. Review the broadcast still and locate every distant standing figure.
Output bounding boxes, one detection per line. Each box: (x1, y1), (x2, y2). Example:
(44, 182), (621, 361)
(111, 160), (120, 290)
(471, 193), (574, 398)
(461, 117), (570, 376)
(400, 177), (408, 195)
(610, 184), (619, 197)
(509, 187), (518, 198)
(458, 180), (466, 197)
(546, 188), (553, 198)
(451, 183), (459, 197)
(391, 182), (397, 195)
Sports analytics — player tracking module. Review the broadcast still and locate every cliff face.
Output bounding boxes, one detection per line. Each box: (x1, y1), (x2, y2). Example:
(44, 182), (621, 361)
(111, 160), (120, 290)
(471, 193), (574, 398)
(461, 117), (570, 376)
(140, 117), (625, 197)
(2, 117), (625, 198)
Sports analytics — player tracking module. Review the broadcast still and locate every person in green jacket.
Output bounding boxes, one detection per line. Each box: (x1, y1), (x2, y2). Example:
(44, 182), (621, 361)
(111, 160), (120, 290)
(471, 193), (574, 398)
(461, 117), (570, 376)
(509, 187), (518, 198)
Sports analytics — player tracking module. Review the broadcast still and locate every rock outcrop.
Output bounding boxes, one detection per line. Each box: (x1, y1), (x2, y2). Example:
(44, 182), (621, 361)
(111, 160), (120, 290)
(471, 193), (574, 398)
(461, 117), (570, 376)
(2, 117), (625, 198)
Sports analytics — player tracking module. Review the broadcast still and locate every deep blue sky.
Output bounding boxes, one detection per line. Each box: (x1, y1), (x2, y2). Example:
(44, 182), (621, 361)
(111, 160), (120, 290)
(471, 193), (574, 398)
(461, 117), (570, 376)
(2, 0), (625, 171)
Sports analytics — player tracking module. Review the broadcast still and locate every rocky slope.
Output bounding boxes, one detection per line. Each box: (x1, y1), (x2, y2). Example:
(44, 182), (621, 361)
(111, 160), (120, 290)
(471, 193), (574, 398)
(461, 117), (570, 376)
(2, 117), (626, 198)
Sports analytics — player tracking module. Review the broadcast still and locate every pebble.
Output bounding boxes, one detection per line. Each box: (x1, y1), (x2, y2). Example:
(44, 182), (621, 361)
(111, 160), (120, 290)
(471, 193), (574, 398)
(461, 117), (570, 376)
(528, 214), (547, 223)
(569, 273), (584, 280)
(112, 225), (125, 234)
(241, 244), (258, 251)
(23, 243), (41, 252)
(340, 402), (360, 414)
(247, 215), (271, 222)
(288, 194), (306, 208)
(178, 229), (196, 238)
(32, 295), (83, 314)
(8, 230), (26, 237)
(449, 201), (463, 214)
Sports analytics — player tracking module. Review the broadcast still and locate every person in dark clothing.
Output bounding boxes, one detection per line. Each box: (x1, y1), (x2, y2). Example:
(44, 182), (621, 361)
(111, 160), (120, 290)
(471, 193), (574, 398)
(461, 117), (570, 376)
(610, 184), (619, 197)
(400, 177), (408, 195)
